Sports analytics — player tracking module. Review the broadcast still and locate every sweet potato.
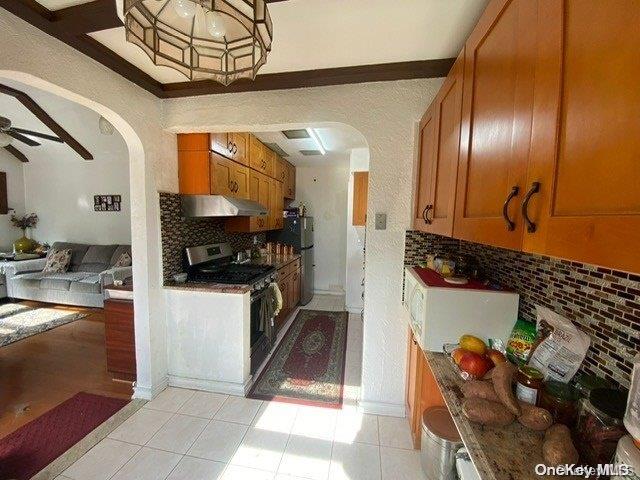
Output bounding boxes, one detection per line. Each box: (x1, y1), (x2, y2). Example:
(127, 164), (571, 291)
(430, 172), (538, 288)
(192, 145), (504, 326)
(462, 397), (515, 427)
(543, 424), (579, 466)
(461, 380), (500, 403)
(517, 402), (553, 431)
(491, 361), (521, 416)
(483, 368), (495, 380)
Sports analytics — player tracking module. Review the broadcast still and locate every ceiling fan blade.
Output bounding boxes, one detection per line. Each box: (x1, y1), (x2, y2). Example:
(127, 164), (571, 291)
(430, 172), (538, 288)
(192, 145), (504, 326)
(4, 145), (29, 163)
(7, 130), (40, 147)
(11, 127), (63, 143)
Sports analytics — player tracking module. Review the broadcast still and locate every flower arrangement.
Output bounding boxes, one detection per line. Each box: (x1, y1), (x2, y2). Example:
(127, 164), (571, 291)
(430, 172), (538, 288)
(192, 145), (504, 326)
(11, 213), (38, 232)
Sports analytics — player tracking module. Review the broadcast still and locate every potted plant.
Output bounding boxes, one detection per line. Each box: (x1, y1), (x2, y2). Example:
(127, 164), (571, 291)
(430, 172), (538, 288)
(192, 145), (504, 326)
(11, 213), (38, 253)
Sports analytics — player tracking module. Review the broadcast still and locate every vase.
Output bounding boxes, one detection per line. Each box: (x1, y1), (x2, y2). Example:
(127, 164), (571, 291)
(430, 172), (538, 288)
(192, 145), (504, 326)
(14, 231), (36, 253)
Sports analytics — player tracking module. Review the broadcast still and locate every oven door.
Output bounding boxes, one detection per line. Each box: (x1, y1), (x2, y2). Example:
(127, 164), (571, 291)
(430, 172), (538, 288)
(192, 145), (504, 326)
(250, 287), (270, 374)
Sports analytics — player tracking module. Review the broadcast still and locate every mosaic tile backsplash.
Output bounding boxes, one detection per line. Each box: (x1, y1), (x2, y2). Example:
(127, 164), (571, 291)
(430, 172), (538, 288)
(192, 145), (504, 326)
(405, 231), (640, 387)
(159, 192), (265, 283)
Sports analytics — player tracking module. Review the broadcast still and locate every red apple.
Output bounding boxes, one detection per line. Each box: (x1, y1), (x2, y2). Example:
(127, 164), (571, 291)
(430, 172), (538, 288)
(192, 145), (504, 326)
(486, 349), (507, 366)
(459, 352), (493, 378)
(451, 348), (466, 365)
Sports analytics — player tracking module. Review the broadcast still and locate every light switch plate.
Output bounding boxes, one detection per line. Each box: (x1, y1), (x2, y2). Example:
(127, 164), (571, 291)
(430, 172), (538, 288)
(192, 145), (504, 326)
(375, 213), (387, 230)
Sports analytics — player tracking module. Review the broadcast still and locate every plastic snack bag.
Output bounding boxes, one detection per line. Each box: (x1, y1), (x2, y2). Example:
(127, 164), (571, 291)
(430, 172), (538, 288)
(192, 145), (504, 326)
(527, 306), (590, 383)
(505, 318), (537, 366)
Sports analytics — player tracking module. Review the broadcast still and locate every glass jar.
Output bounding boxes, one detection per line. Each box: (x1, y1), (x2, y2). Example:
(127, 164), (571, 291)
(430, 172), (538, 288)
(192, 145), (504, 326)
(539, 380), (578, 426)
(574, 388), (629, 467)
(515, 366), (544, 405)
(574, 373), (610, 400)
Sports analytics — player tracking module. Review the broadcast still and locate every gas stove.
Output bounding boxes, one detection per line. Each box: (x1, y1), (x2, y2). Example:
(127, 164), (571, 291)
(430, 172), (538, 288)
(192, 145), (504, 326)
(185, 243), (276, 292)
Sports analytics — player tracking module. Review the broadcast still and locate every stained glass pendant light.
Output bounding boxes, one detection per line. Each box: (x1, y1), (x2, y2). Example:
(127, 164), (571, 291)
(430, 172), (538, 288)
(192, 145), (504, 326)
(123, 0), (273, 85)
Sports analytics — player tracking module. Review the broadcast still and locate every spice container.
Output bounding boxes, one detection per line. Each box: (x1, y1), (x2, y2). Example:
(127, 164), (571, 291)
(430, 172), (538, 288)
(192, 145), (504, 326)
(574, 388), (629, 467)
(539, 380), (578, 426)
(515, 366), (544, 405)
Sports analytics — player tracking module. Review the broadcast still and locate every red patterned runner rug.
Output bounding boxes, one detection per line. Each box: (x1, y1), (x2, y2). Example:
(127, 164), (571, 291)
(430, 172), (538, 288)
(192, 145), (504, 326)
(249, 309), (349, 408)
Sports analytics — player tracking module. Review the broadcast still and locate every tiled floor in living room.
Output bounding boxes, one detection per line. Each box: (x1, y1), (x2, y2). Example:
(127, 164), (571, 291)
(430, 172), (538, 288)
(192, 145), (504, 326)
(56, 295), (423, 480)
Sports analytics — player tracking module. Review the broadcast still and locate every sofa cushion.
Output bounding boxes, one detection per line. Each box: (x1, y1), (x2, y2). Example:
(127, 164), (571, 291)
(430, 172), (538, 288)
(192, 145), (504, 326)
(50, 242), (90, 272)
(43, 249), (72, 273)
(69, 274), (102, 294)
(79, 245), (118, 273)
(110, 245), (132, 267)
(12, 271), (47, 289)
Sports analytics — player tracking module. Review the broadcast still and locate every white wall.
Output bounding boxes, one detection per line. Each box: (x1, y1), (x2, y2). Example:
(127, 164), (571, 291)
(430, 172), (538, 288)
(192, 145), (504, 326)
(163, 78), (443, 416)
(345, 148), (370, 312)
(0, 149), (25, 251)
(16, 98), (131, 245)
(295, 162), (350, 294)
(1, 10), (174, 401)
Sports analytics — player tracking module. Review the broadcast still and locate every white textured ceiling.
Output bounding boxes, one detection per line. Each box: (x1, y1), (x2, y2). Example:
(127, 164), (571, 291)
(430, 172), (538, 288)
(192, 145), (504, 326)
(254, 124), (367, 167)
(81, 0), (489, 84)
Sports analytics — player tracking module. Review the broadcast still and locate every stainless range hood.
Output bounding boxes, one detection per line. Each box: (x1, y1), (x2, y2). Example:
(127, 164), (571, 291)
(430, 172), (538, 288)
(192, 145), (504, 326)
(181, 195), (268, 217)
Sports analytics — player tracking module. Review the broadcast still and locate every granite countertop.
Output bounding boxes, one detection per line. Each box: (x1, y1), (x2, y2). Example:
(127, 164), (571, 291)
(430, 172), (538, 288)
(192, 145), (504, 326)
(425, 351), (572, 480)
(163, 281), (251, 294)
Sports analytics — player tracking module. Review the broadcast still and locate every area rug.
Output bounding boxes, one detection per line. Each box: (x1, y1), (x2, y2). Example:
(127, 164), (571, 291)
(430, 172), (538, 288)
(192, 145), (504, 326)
(249, 309), (349, 408)
(0, 392), (129, 480)
(0, 303), (88, 347)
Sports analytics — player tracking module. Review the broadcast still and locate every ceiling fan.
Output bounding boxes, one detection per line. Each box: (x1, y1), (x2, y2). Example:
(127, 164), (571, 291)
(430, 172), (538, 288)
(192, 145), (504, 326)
(0, 115), (63, 163)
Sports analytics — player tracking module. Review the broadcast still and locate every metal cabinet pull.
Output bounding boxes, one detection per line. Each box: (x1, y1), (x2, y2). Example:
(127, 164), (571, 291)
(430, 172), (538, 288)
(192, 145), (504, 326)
(227, 141), (233, 153)
(522, 182), (540, 233)
(422, 204), (433, 225)
(228, 181), (234, 192)
(502, 186), (519, 231)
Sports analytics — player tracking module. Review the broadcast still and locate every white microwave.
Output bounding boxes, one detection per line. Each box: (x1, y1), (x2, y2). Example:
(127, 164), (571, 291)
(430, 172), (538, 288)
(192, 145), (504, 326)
(403, 267), (519, 352)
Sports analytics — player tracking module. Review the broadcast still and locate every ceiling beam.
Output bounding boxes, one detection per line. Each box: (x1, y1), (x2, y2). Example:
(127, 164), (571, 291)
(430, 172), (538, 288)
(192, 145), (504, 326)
(0, 1), (453, 100)
(52, 0), (122, 34)
(161, 58), (456, 98)
(0, 0), (164, 97)
(0, 83), (94, 160)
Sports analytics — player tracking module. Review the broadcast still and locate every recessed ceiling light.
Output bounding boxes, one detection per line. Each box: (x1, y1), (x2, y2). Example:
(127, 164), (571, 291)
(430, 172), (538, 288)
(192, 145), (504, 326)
(299, 150), (323, 156)
(306, 128), (326, 155)
(282, 129), (310, 139)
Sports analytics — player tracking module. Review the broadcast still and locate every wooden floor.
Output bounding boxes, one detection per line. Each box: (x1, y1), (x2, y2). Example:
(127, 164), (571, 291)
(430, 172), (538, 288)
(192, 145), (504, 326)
(0, 301), (133, 440)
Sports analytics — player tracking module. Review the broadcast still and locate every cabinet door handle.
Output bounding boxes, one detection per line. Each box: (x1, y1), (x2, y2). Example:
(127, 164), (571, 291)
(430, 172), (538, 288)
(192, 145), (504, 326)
(422, 205), (433, 225)
(228, 141), (234, 153)
(228, 180), (234, 192)
(233, 143), (238, 154)
(522, 182), (540, 233)
(502, 186), (519, 231)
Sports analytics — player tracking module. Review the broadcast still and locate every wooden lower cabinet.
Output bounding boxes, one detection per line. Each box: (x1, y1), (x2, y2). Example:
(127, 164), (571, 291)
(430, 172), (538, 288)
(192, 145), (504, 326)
(405, 329), (445, 449)
(274, 260), (302, 333)
(104, 299), (136, 382)
(352, 172), (369, 226)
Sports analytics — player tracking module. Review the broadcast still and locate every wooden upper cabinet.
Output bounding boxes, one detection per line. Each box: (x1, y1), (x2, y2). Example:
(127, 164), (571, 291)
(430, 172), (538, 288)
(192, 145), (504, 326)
(269, 179), (284, 230)
(229, 132), (249, 166)
(249, 135), (269, 175)
(426, 52), (464, 236)
(414, 105), (437, 232)
(275, 155), (287, 184)
(263, 148), (276, 178)
(226, 170), (270, 232)
(178, 133), (209, 151)
(454, 0), (539, 250)
(211, 153), (249, 199)
(352, 172), (369, 226)
(210, 132), (230, 158)
(284, 162), (296, 199)
(178, 150), (210, 194)
(522, 0), (640, 273)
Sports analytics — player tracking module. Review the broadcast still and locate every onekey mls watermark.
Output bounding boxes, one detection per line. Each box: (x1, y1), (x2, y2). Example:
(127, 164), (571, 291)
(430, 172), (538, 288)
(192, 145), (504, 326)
(535, 463), (636, 477)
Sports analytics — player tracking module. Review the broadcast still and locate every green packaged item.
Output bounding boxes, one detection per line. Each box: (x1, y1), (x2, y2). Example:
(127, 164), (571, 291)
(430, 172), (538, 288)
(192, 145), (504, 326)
(506, 318), (537, 366)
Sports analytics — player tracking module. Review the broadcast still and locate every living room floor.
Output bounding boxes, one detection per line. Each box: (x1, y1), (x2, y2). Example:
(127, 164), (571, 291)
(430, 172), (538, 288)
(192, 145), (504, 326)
(0, 301), (133, 439)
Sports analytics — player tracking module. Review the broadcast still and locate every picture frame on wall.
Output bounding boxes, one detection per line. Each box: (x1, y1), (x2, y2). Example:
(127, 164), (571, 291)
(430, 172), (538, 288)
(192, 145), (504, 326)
(94, 195), (121, 212)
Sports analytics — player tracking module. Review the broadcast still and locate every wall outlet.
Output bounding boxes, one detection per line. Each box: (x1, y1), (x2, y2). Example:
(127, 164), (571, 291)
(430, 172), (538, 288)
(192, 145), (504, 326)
(375, 213), (387, 230)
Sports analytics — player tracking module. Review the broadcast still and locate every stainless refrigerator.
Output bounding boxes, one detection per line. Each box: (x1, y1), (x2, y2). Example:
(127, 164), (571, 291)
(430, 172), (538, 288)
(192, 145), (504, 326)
(269, 217), (314, 305)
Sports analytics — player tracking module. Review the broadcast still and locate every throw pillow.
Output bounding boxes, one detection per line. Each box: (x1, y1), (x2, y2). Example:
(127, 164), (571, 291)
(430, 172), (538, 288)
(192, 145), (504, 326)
(113, 251), (132, 268)
(43, 249), (72, 273)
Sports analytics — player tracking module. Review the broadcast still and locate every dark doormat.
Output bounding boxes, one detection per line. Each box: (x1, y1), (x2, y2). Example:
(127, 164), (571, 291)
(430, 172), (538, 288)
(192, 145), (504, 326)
(0, 392), (128, 480)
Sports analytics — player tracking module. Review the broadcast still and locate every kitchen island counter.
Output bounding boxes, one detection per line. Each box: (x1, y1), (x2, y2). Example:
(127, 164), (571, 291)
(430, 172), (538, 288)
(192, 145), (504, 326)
(424, 352), (573, 480)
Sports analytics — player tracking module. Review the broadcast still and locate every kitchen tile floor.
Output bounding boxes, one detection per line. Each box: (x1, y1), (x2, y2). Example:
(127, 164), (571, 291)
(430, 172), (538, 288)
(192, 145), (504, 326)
(57, 296), (424, 480)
